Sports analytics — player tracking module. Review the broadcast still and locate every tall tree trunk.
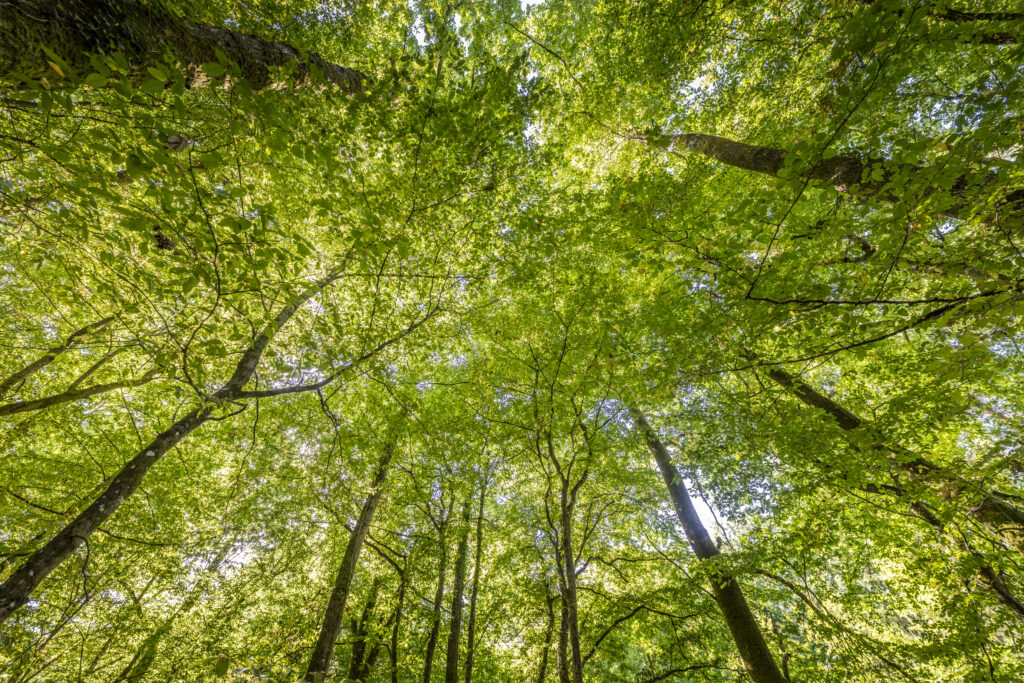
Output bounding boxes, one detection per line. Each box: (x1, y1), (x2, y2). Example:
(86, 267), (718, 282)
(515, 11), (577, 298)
(0, 0), (368, 90)
(347, 578), (381, 682)
(445, 500), (472, 683)
(390, 568), (409, 683)
(0, 316), (113, 398)
(424, 523), (450, 683)
(0, 271), (340, 624)
(763, 365), (1024, 553)
(629, 406), (788, 683)
(558, 489), (584, 683)
(463, 479), (488, 683)
(305, 423), (404, 681)
(537, 592), (556, 683)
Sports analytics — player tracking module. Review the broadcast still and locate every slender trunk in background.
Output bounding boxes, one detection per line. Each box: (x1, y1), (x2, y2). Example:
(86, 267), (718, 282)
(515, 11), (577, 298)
(559, 487), (584, 683)
(423, 523), (451, 683)
(557, 595), (570, 683)
(390, 568), (409, 683)
(445, 500), (472, 683)
(305, 420), (404, 681)
(629, 406), (788, 683)
(763, 366), (1024, 553)
(347, 578), (381, 682)
(0, 271), (340, 624)
(536, 593), (556, 683)
(0, 0), (368, 90)
(0, 316), (113, 398)
(464, 479), (488, 683)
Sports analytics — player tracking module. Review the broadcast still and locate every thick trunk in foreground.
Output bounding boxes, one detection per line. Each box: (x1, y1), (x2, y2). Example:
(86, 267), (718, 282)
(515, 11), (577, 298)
(463, 479), (488, 683)
(305, 429), (402, 681)
(629, 406), (788, 683)
(445, 500), (472, 683)
(0, 272), (338, 624)
(764, 366), (1024, 554)
(1, 0), (368, 91)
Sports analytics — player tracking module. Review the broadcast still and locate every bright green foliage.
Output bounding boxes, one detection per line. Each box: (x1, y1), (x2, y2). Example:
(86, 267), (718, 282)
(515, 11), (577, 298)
(1, 0), (1023, 681)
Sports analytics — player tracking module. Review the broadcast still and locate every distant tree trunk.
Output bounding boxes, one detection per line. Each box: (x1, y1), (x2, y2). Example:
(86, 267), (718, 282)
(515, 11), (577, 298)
(390, 569), (409, 683)
(347, 578), (382, 682)
(463, 479), (488, 683)
(0, 316), (113, 398)
(0, 271), (341, 624)
(424, 520), (451, 683)
(556, 596), (570, 683)
(536, 592), (556, 683)
(305, 421), (404, 681)
(557, 483), (584, 683)
(763, 366), (1024, 554)
(629, 406), (788, 683)
(0, 0), (368, 91)
(445, 500), (472, 683)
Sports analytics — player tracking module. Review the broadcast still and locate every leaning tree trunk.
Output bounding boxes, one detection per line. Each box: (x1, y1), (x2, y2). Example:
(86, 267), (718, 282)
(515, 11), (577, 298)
(763, 365), (1024, 554)
(629, 406), (788, 683)
(463, 479), (488, 683)
(0, 0), (368, 91)
(445, 500), (472, 683)
(305, 423), (404, 681)
(0, 271), (339, 624)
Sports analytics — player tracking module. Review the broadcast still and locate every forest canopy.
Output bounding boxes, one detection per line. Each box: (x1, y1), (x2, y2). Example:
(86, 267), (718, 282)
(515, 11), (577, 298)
(1, 0), (1023, 681)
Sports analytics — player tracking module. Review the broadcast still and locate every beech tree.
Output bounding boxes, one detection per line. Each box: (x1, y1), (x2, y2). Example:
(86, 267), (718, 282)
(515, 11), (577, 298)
(2, 0), (1024, 681)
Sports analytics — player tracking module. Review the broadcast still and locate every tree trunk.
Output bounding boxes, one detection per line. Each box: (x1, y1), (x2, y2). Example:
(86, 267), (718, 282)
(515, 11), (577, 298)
(0, 0), (368, 91)
(423, 525), (450, 683)
(0, 316), (113, 398)
(445, 500), (472, 683)
(0, 272), (339, 624)
(390, 569), (408, 683)
(558, 490), (584, 683)
(347, 578), (381, 682)
(556, 595), (570, 683)
(764, 366), (1024, 554)
(463, 479), (488, 683)
(537, 593), (556, 683)
(305, 426), (403, 681)
(629, 406), (788, 683)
